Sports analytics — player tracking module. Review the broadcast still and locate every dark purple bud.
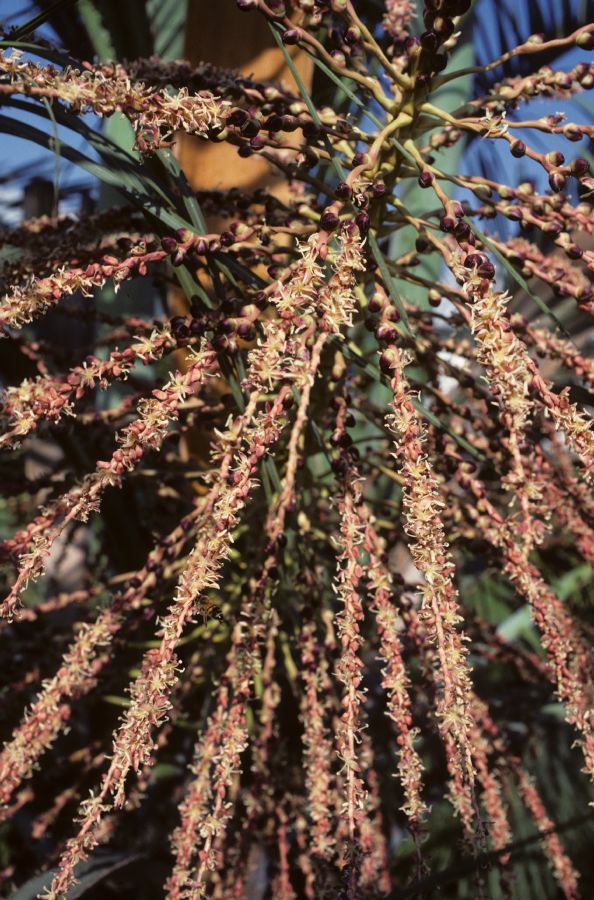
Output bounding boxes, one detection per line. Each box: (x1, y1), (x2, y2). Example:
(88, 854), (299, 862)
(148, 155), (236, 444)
(344, 26), (360, 44)
(265, 114), (284, 132)
(418, 170), (433, 188)
(281, 115), (299, 133)
(372, 181), (387, 197)
(477, 261), (496, 279)
(302, 120), (321, 139)
(548, 171), (566, 193)
(415, 236), (430, 253)
(454, 221), (471, 241)
(544, 221), (562, 236)
(368, 294), (385, 313)
(175, 326), (190, 346)
(320, 209), (339, 231)
(420, 30), (439, 52)
(161, 236), (178, 254)
(335, 181), (352, 200)
(465, 252), (486, 268)
(238, 145), (253, 158)
(282, 28), (300, 45)
(565, 244), (583, 260)
(546, 150), (565, 167)
(237, 323), (255, 339)
(170, 316), (187, 332)
(563, 125), (583, 142)
(510, 139), (526, 158)
(376, 323), (399, 343)
(219, 318), (235, 335)
(379, 348), (398, 374)
(229, 108), (249, 127)
(355, 211), (370, 232)
(570, 157), (590, 176)
(241, 117), (261, 138)
(440, 215), (456, 232)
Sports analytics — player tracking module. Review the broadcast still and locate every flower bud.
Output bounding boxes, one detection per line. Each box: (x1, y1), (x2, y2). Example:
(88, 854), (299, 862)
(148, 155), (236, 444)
(379, 347), (399, 373)
(570, 157), (590, 176)
(464, 252), (486, 268)
(282, 28), (300, 45)
(418, 170), (433, 188)
(229, 108), (249, 127)
(376, 323), (399, 344)
(161, 236), (178, 254)
(368, 292), (385, 313)
(320, 209), (339, 231)
(563, 124), (583, 142)
(281, 115), (299, 132)
(265, 114), (284, 132)
(302, 120), (321, 139)
(344, 26), (360, 44)
(241, 117), (261, 138)
(576, 30), (594, 50)
(548, 172), (566, 193)
(545, 150), (565, 167)
(355, 211), (370, 232)
(565, 244), (583, 260)
(510, 139), (526, 158)
(477, 261), (495, 279)
(335, 181), (352, 200)
(420, 31), (439, 52)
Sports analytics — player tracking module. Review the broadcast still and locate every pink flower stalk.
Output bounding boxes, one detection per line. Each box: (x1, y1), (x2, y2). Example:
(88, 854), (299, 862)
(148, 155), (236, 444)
(299, 619), (337, 862)
(0, 608), (119, 818)
(514, 766), (579, 899)
(0, 327), (174, 447)
(332, 466), (368, 888)
(364, 519), (427, 830)
(465, 476), (594, 781)
(0, 51), (227, 151)
(1, 346), (217, 619)
(0, 242), (167, 330)
(382, 344), (476, 790)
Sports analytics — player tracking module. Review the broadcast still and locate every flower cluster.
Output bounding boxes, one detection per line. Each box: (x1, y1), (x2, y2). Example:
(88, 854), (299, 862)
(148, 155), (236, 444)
(1, 1), (593, 897)
(0, 51), (226, 150)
